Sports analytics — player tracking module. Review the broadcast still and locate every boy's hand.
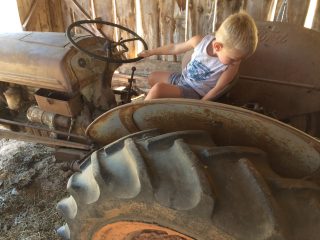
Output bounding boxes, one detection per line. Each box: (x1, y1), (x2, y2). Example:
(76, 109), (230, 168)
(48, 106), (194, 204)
(138, 50), (153, 58)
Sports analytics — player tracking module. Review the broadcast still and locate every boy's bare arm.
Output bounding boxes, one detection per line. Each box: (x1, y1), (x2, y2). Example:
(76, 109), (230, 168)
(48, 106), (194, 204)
(138, 35), (203, 57)
(201, 63), (239, 101)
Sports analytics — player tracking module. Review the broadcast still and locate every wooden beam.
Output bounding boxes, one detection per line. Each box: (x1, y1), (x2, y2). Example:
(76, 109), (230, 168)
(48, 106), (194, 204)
(185, 0), (189, 41)
(45, 0), (53, 31)
(66, 0), (105, 37)
(287, 0), (310, 26)
(48, 0), (65, 32)
(215, 0), (243, 30)
(313, 0), (320, 31)
(140, 0), (159, 60)
(189, 0), (216, 36)
(244, 0), (275, 21)
(91, 0), (96, 19)
(117, 59), (181, 76)
(22, 0), (39, 30)
(0, 129), (92, 150)
(159, 0), (176, 61)
(69, 0), (92, 20)
(114, 0), (136, 59)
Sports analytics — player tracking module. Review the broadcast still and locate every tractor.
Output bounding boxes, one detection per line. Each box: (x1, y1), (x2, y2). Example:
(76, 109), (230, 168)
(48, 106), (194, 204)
(0, 18), (319, 239)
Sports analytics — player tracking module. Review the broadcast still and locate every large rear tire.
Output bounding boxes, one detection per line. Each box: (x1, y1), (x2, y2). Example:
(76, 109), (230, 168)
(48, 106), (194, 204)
(57, 129), (320, 240)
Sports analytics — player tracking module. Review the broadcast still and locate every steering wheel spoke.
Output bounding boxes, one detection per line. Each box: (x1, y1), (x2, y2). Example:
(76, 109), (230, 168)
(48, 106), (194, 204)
(120, 37), (141, 43)
(67, 19), (148, 63)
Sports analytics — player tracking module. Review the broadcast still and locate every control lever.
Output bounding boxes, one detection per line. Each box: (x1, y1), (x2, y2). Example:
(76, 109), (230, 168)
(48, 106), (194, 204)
(126, 67), (136, 103)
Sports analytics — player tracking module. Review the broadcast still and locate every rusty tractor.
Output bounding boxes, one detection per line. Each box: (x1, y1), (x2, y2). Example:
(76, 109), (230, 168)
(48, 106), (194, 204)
(0, 19), (319, 239)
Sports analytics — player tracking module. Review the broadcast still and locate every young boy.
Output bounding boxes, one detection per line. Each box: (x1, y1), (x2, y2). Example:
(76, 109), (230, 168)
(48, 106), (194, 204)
(138, 11), (258, 101)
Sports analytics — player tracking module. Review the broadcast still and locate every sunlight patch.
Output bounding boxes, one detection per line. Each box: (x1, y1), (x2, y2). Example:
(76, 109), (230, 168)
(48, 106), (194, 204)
(0, 0), (22, 32)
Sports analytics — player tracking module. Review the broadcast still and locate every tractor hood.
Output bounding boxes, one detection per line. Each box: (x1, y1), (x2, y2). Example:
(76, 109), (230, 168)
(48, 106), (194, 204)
(0, 32), (106, 94)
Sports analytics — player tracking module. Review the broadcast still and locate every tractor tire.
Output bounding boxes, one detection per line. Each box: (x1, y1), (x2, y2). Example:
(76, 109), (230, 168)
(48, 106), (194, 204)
(57, 129), (320, 240)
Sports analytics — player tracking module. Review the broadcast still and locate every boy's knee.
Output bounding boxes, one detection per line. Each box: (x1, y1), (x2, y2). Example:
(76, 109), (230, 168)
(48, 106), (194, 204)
(151, 82), (165, 93)
(146, 82), (165, 99)
(148, 72), (158, 86)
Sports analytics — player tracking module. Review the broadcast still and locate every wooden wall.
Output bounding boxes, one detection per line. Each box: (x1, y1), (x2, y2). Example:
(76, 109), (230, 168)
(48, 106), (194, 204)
(16, 0), (320, 61)
(17, 0), (65, 32)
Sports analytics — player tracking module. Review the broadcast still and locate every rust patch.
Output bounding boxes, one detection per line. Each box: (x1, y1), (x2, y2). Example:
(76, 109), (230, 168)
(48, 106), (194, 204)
(86, 99), (320, 177)
(125, 229), (187, 240)
(92, 221), (193, 240)
(118, 104), (142, 133)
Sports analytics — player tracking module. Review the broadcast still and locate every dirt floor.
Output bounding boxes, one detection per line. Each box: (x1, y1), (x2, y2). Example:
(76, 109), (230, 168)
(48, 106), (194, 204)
(0, 138), (72, 240)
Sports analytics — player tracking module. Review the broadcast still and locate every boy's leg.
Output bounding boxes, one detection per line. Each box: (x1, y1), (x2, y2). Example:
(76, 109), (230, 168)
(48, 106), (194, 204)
(145, 82), (182, 100)
(148, 71), (172, 86)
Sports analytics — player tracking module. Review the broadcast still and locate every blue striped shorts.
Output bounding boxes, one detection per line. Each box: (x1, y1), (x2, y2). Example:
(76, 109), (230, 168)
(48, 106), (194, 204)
(169, 73), (201, 99)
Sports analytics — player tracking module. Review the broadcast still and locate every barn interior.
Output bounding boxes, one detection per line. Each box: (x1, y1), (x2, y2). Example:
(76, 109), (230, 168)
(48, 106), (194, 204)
(0, 1), (319, 240)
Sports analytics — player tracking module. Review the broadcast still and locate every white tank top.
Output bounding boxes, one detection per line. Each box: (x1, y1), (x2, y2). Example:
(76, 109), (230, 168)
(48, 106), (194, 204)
(182, 35), (228, 96)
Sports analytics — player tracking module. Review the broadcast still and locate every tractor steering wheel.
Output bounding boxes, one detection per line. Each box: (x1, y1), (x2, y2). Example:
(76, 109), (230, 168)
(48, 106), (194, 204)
(66, 19), (148, 63)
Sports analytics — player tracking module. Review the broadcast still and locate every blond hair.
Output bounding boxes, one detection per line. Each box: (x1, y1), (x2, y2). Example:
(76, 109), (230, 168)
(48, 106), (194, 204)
(215, 11), (258, 57)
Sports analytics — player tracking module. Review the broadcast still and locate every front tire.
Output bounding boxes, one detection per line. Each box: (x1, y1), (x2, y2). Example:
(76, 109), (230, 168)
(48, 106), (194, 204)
(57, 129), (320, 240)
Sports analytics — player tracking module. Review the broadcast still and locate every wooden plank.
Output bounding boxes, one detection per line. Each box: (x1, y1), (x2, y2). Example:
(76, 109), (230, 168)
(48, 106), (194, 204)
(0, 129), (91, 150)
(176, 0), (186, 10)
(92, 0), (114, 38)
(61, 0), (74, 30)
(188, 0), (215, 36)
(37, 0), (52, 31)
(312, 0), (320, 31)
(16, 0), (33, 26)
(288, 0), (310, 26)
(173, 4), (186, 61)
(114, 0), (136, 59)
(244, 0), (274, 21)
(19, 0), (39, 30)
(26, 2), (42, 31)
(215, 0), (243, 30)
(112, 73), (149, 90)
(159, 0), (176, 61)
(61, 0), (114, 39)
(117, 58), (181, 78)
(140, 0), (160, 60)
(274, 0), (310, 26)
(78, 0), (92, 18)
(62, 0), (91, 34)
(17, 0), (53, 32)
(92, 0), (113, 22)
(48, 0), (65, 32)
(69, 0), (92, 19)
(64, 0), (102, 36)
